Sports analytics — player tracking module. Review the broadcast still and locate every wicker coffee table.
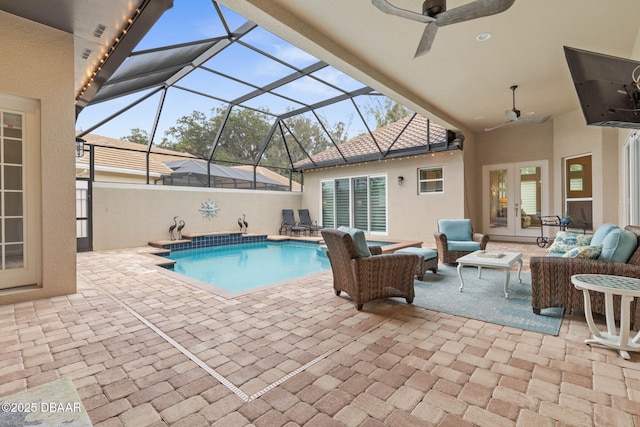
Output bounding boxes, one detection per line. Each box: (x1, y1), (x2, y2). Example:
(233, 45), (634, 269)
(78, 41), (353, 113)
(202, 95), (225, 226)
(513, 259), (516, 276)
(455, 250), (523, 299)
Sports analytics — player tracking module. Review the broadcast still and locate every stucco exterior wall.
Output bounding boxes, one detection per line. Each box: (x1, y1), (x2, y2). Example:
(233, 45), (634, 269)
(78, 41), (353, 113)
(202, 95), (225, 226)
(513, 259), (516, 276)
(0, 12), (76, 304)
(553, 109), (613, 229)
(92, 183), (303, 250)
(300, 151), (465, 247)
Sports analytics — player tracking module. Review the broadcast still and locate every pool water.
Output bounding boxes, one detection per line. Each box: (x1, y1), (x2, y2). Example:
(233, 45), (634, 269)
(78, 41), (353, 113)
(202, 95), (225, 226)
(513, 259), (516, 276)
(164, 241), (331, 292)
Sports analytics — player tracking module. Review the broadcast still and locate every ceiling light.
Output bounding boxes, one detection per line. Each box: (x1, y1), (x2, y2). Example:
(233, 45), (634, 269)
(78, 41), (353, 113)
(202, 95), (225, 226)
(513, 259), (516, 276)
(476, 32), (492, 42)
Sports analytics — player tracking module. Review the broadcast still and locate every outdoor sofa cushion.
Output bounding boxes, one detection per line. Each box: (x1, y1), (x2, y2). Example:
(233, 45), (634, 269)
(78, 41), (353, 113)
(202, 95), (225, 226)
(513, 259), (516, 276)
(591, 223), (618, 245)
(337, 226), (371, 258)
(437, 219), (472, 241)
(599, 228), (638, 263)
(447, 241), (482, 252)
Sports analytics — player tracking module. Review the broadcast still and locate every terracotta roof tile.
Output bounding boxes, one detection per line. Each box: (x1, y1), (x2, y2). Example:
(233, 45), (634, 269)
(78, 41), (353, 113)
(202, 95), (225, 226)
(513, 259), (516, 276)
(294, 114), (449, 170)
(77, 134), (194, 175)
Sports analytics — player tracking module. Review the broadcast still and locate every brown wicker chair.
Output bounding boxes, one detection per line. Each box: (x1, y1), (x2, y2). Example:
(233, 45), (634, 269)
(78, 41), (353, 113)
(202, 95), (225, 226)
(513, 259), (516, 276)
(530, 225), (640, 326)
(434, 219), (489, 265)
(321, 229), (421, 310)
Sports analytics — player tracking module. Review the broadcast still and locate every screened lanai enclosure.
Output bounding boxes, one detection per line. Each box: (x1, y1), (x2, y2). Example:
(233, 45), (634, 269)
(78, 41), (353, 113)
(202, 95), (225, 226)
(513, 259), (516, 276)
(75, 0), (462, 190)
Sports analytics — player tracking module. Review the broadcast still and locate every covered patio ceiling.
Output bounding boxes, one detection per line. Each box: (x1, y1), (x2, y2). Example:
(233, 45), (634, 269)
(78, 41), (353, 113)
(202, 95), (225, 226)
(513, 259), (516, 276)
(3, 1), (639, 153)
(220, 0), (640, 134)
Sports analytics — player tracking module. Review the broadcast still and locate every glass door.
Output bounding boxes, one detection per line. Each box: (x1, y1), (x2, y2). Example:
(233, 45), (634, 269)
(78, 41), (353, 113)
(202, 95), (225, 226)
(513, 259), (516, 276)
(483, 161), (547, 238)
(0, 95), (41, 289)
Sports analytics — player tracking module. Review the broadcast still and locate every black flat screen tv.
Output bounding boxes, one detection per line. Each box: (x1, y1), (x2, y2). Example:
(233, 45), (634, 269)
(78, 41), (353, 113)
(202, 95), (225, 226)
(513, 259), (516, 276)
(564, 46), (640, 129)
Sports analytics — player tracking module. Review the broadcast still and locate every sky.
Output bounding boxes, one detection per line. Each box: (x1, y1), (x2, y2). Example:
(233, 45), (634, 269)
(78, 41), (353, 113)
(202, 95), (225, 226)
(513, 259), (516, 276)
(75, 0), (391, 144)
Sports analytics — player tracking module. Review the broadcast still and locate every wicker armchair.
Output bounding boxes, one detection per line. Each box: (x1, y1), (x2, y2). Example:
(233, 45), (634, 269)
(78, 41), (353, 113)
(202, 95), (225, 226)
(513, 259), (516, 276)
(530, 225), (640, 325)
(434, 219), (489, 265)
(321, 229), (421, 310)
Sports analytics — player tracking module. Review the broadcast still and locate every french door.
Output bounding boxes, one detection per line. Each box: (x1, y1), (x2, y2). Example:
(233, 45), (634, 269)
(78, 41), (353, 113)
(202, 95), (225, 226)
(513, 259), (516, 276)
(482, 161), (548, 238)
(0, 94), (41, 289)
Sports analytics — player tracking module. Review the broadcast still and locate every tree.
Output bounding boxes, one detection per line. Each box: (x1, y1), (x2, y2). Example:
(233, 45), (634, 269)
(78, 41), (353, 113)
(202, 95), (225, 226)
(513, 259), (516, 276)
(121, 128), (151, 145)
(365, 97), (412, 128)
(163, 110), (216, 158)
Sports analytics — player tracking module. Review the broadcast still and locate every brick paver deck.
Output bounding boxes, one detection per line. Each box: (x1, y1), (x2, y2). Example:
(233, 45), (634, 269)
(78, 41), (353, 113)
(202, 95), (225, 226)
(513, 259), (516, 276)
(2, 241), (640, 426)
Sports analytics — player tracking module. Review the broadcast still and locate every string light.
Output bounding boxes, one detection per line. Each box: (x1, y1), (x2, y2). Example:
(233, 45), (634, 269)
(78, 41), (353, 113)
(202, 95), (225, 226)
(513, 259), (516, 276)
(75, 7), (142, 104)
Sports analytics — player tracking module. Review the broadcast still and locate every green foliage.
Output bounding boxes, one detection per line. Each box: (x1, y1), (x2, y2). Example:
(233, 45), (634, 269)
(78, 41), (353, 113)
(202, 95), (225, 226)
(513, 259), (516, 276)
(121, 128), (151, 145)
(364, 98), (412, 128)
(124, 98), (404, 171)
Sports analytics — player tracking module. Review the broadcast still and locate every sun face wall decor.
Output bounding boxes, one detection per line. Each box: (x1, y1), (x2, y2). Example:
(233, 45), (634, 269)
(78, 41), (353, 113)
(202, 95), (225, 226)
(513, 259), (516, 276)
(199, 199), (219, 221)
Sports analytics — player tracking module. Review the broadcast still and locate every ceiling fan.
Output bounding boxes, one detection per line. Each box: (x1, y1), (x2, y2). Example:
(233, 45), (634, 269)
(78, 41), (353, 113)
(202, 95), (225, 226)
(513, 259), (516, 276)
(371, 0), (516, 57)
(484, 85), (551, 132)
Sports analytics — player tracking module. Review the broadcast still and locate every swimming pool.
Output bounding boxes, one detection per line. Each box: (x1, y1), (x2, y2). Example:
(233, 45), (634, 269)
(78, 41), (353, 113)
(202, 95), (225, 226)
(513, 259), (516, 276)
(162, 241), (331, 293)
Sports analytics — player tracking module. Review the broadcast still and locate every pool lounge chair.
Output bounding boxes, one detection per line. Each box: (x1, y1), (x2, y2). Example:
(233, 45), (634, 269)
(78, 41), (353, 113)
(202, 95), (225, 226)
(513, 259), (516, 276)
(298, 209), (324, 235)
(321, 228), (420, 310)
(279, 209), (307, 236)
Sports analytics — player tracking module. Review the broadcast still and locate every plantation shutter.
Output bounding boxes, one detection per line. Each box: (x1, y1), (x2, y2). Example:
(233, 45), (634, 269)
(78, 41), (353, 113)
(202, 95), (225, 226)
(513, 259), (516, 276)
(321, 181), (334, 228)
(353, 177), (368, 230)
(335, 178), (350, 228)
(369, 177), (386, 232)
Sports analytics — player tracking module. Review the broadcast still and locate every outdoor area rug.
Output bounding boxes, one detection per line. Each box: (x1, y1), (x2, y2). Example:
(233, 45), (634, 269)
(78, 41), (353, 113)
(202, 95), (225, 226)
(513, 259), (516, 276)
(410, 265), (564, 335)
(0, 377), (92, 427)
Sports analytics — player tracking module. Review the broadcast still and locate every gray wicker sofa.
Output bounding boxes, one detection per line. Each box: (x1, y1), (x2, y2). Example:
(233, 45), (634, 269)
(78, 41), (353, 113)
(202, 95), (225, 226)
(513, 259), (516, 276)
(530, 225), (640, 324)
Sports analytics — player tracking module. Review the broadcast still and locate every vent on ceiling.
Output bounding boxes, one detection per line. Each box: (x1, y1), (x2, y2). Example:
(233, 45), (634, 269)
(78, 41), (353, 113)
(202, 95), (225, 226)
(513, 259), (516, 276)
(92, 24), (107, 39)
(80, 48), (92, 60)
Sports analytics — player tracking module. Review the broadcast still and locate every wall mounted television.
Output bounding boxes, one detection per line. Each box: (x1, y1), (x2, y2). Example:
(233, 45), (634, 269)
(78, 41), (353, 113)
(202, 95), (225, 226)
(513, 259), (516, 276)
(564, 46), (640, 129)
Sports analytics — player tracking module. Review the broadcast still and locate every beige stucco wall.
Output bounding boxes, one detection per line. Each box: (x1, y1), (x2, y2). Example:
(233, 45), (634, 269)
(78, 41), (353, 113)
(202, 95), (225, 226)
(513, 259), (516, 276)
(552, 109), (617, 228)
(300, 151), (465, 247)
(92, 183), (303, 250)
(0, 12), (76, 303)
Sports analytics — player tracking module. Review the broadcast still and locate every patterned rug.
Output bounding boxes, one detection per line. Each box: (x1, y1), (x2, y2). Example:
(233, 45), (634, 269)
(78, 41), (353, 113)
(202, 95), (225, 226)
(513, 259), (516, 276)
(0, 377), (92, 427)
(411, 265), (564, 335)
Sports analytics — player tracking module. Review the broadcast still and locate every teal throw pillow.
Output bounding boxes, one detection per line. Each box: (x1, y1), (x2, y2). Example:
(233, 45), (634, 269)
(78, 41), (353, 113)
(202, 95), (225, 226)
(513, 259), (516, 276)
(562, 244), (603, 259)
(599, 228), (638, 262)
(338, 226), (371, 258)
(547, 231), (593, 254)
(591, 223), (618, 245)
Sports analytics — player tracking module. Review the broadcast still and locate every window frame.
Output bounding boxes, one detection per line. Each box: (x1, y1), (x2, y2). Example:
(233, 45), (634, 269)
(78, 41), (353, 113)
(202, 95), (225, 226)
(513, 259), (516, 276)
(418, 166), (444, 194)
(319, 174), (387, 234)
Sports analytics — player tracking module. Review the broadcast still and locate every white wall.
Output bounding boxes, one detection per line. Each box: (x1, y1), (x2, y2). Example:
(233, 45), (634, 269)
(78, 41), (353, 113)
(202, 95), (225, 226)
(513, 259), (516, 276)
(92, 183), (303, 250)
(0, 12), (76, 304)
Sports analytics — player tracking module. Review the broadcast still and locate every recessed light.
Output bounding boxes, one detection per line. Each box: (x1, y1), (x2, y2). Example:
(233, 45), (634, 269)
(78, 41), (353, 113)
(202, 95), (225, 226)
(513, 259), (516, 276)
(476, 32), (492, 42)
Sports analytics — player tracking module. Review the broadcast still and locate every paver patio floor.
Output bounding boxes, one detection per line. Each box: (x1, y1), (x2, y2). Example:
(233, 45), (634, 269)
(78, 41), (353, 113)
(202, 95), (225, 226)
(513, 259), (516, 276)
(2, 241), (640, 426)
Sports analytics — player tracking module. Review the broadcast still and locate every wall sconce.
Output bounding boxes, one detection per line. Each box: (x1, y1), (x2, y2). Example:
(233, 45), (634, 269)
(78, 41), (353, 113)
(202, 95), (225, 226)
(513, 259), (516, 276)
(75, 137), (86, 158)
(397, 176), (404, 185)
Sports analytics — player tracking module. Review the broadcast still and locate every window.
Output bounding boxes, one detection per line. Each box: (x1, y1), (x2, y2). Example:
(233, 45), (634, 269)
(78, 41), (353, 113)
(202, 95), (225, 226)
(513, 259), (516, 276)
(565, 154), (592, 230)
(418, 167), (443, 194)
(320, 175), (387, 233)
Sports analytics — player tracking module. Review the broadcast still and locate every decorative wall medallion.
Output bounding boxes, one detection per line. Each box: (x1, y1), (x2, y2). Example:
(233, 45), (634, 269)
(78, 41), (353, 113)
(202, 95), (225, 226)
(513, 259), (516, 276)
(199, 199), (219, 220)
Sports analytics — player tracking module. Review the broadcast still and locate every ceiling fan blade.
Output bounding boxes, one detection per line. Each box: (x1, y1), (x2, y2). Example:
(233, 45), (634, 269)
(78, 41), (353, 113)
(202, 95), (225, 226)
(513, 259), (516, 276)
(515, 115), (551, 124)
(414, 24), (438, 57)
(371, 0), (436, 24)
(436, 0), (516, 26)
(484, 120), (515, 132)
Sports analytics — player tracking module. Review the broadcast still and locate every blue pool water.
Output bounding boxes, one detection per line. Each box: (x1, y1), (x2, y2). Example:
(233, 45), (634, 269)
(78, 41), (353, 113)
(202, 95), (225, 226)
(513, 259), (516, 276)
(164, 241), (331, 292)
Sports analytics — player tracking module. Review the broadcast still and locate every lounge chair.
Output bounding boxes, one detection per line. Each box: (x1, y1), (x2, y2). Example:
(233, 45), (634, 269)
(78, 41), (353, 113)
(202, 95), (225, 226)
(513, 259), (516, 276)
(279, 209), (307, 236)
(434, 219), (489, 264)
(298, 209), (324, 235)
(321, 228), (420, 310)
